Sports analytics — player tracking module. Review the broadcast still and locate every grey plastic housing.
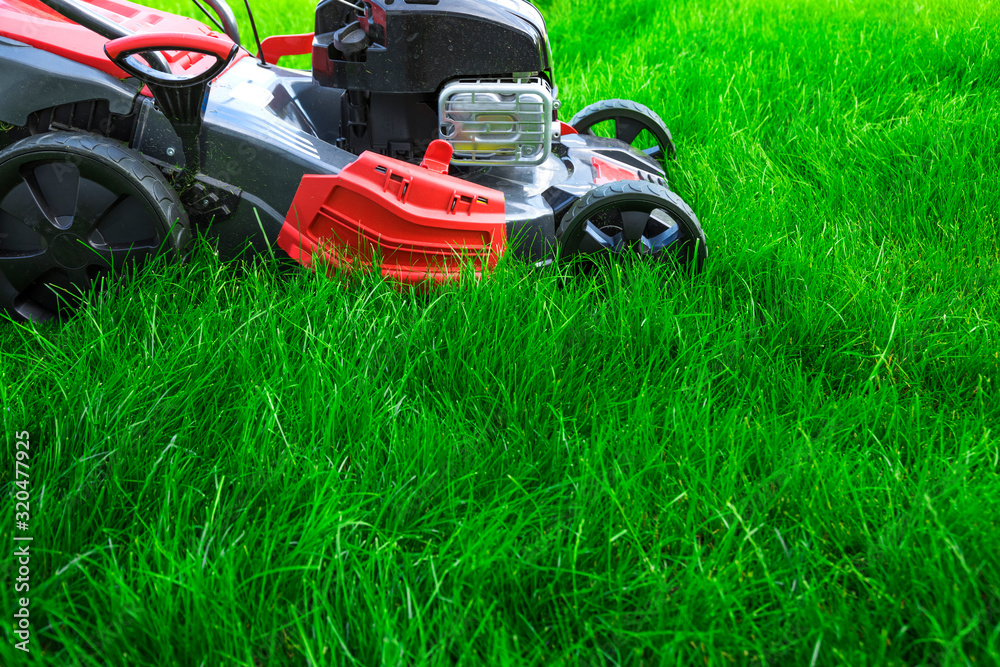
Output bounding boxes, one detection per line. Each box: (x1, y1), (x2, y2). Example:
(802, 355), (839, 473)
(0, 37), (140, 126)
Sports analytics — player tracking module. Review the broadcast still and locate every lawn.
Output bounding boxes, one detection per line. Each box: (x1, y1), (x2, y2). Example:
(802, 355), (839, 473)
(2, 0), (999, 664)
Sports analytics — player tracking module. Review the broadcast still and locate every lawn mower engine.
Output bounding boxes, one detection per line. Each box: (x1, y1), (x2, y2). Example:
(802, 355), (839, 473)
(314, 0), (555, 165)
(0, 0), (707, 322)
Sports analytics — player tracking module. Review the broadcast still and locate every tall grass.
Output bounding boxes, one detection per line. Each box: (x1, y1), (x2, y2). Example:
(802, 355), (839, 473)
(2, 0), (999, 664)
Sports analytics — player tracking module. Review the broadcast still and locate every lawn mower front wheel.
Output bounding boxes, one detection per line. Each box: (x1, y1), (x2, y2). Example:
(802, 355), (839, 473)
(0, 132), (190, 322)
(556, 180), (706, 274)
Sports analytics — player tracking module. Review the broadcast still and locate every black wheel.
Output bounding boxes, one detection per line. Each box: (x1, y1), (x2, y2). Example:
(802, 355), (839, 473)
(0, 132), (190, 322)
(556, 181), (706, 273)
(569, 99), (676, 162)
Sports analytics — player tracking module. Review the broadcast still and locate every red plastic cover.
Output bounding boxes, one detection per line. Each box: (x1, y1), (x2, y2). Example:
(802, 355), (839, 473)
(0, 0), (239, 79)
(277, 149), (507, 286)
(591, 156), (641, 185)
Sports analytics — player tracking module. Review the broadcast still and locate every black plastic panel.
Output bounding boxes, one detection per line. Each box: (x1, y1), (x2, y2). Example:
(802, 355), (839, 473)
(313, 0), (550, 93)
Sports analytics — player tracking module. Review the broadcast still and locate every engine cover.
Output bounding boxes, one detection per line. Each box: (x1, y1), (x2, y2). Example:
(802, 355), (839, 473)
(312, 0), (553, 94)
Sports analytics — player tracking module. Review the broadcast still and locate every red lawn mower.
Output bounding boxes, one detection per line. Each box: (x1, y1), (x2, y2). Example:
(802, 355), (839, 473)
(0, 0), (706, 321)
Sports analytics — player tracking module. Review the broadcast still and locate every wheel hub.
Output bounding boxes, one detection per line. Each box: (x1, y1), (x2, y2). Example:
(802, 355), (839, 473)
(49, 233), (90, 270)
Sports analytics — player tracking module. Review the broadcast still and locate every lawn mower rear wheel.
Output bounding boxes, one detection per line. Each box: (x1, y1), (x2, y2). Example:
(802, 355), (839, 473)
(0, 132), (190, 322)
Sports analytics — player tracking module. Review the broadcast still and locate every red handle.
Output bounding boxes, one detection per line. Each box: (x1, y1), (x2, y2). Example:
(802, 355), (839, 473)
(104, 32), (235, 62)
(104, 32), (239, 91)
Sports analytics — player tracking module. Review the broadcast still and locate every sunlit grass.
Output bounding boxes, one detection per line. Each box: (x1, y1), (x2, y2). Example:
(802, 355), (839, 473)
(1, 0), (999, 664)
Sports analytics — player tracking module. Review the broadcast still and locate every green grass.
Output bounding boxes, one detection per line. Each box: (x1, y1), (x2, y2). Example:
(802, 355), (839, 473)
(2, 0), (1000, 664)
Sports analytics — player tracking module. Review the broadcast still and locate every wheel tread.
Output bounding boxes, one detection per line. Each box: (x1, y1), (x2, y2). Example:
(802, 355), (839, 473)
(568, 98), (677, 161)
(570, 98), (669, 131)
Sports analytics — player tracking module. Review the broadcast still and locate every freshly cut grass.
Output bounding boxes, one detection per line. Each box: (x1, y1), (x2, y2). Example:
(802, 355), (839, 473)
(2, 0), (999, 664)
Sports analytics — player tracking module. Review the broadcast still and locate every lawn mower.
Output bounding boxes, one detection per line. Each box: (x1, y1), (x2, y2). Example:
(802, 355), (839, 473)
(0, 0), (707, 321)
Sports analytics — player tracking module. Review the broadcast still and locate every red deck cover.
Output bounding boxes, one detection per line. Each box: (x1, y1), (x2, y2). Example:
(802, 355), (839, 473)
(0, 0), (238, 79)
(277, 146), (508, 286)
